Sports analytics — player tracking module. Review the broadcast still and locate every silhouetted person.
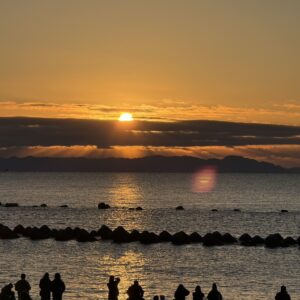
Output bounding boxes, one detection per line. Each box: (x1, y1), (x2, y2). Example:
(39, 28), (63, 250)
(174, 284), (190, 300)
(39, 273), (52, 300)
(207, 283), (222, 300)
(51, 273), (65, 300)
(193, 286), (204, 300)
(0, 283), (16, 300)
(107, 276), (120, 300)
(275, 286), (291, 300)
(153, 296), (159, 300)
(127, 280), (144, 300)
(15, 274), (31, 300)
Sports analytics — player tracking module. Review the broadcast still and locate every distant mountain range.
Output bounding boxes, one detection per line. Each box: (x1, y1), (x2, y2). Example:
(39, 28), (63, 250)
(0, 156), (299, 173)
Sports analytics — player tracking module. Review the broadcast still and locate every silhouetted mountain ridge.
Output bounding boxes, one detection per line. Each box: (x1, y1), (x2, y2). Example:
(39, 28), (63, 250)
(0, 155), (297, 172)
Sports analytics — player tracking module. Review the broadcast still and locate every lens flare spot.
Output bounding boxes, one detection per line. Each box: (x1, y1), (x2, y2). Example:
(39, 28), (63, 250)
(192, 166), (217, 193)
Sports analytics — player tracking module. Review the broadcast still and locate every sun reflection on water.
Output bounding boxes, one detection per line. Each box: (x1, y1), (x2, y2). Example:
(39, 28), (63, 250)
(108, 174), (141, 208)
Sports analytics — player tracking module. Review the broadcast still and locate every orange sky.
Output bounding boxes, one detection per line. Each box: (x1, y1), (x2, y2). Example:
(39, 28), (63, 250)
(0, 1), (300, 167)
(1, 0), (300, 125)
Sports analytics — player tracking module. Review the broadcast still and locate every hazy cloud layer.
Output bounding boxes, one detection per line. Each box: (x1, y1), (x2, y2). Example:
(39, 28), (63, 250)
(1, 101), (300, 125)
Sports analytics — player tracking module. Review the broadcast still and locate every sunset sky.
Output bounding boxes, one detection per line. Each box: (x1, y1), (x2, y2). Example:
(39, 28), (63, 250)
(0, 1), (300, 167)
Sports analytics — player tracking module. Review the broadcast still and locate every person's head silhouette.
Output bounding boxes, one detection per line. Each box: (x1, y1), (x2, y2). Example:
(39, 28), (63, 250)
(55, 273), (61, 280)
(195, 286), (202, 293)
(281, 286), (287, 293)
(21, 274), (26, 280)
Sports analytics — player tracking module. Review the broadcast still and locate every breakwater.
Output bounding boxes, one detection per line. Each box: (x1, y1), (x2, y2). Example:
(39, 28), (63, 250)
(0, 224), (299, 248)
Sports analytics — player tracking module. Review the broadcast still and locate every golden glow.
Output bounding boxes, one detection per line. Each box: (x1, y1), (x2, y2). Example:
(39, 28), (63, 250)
(119, 113), (133, 122)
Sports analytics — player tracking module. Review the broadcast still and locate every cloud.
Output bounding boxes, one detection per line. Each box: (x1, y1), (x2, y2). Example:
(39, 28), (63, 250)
(0, 116), (299, 167)
(0, 117), (299, 148)
(1, 100), (300, 125)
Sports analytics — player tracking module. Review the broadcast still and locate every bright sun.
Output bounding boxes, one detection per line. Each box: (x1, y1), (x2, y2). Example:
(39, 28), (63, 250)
(119, 112), (133, 122)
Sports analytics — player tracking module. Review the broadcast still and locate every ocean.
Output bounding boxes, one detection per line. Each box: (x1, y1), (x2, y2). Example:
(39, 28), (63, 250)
(0, 172), (299, 299)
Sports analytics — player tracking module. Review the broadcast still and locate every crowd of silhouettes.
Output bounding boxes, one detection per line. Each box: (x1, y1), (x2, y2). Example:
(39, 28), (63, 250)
(174, 283), (222, 300)
(108, 277), (292, 300)
(0, 275), (293, 300)
(0, 273), (65, 300)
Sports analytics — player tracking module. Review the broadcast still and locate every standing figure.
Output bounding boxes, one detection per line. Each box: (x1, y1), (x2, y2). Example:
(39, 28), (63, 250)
(15, 274), (31, 300)
(275, 286), (291, 300)
(0, 283), (16, 300)
(39, 273), (52, 300)
(51, 273), (65, 300)
(127, 280), (144, 300)
(193, 286), (204, 300)
(107, 276), (120, 300)
(207, 283), (222, 300)
(174, 284), (190, 300)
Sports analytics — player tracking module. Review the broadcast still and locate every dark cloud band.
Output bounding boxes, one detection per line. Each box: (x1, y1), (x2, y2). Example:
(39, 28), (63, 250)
(0, 117), (299, 147)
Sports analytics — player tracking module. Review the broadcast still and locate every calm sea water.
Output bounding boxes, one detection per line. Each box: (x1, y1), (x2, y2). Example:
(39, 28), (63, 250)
(0, 173), (299, 300)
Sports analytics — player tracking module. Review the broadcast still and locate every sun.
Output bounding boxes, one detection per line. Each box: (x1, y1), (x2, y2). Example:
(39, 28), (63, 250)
(119, 112), (133, 122)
